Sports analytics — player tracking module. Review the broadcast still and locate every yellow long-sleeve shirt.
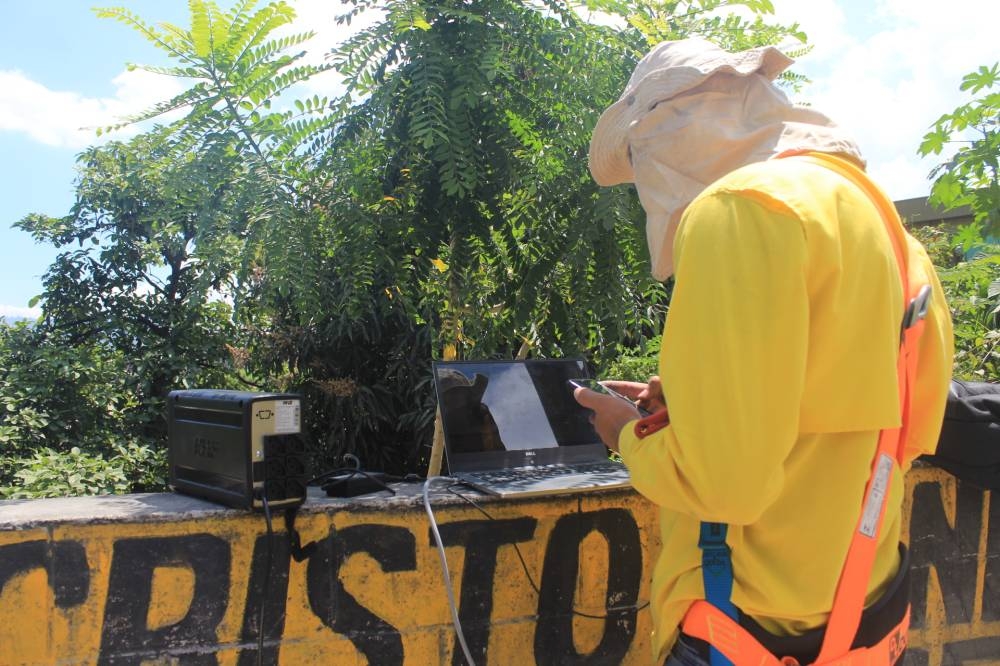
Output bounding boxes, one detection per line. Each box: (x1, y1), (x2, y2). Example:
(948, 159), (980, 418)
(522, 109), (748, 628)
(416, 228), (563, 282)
(618, 156), (954, 661)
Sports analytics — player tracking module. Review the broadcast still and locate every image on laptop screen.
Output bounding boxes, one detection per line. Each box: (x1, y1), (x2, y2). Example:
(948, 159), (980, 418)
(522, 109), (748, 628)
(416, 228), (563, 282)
(433, 358), (603, 472)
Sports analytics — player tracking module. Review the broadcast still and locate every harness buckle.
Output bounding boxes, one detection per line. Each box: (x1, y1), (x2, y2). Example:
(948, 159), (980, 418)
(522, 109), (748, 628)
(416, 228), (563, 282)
(699, 522), (728, 548)
(699, 522), (732, 579)
(901, 284), (931, 332)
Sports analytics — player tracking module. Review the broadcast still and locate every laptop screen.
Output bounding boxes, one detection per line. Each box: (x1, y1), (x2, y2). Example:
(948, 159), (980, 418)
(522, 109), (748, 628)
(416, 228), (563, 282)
(432, 359), (606, 472)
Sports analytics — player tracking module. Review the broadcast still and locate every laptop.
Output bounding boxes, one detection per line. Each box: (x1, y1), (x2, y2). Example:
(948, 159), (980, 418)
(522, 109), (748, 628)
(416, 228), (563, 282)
(432, 358), (630, 498)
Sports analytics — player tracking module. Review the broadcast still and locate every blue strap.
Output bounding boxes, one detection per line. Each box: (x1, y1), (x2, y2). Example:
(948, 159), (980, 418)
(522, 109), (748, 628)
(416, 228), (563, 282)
(700, 522), (738, 666)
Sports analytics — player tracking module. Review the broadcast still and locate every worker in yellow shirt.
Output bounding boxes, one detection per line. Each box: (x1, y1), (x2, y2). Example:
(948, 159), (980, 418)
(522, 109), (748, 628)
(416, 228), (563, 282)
(574, 38), (953, 666)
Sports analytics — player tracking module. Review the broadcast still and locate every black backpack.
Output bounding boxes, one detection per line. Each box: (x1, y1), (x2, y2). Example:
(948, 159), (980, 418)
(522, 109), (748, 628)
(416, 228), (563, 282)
(921, 379), (1000, 491)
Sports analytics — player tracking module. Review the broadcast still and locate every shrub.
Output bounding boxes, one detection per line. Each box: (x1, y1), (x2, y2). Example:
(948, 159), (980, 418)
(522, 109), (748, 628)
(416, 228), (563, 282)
(0, 443), (166, 499)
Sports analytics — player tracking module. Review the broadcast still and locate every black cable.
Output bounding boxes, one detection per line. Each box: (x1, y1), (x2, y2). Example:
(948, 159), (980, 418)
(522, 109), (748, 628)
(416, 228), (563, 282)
(307, 452), (364, 485)
(308, 466), (394, 487)
(308, 452), (426, 488)
(444, 483), (651, 620)
(284, 506), (317, 562)
(307, 466), (360, 485)
(315, 466), (424, 501)
(259, 492), (274, 666)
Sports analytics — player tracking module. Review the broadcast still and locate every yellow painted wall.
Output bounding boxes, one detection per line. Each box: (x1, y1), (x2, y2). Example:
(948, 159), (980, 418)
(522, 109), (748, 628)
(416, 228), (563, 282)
(0, 464), (997, 665)
(0, 488), (658, 665)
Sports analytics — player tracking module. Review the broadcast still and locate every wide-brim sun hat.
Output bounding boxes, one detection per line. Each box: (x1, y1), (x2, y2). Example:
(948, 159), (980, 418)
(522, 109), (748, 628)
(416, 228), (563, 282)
(589, 38), (794, 186)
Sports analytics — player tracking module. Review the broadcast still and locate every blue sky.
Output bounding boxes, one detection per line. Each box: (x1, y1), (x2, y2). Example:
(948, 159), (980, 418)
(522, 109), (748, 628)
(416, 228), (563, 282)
(1, 1), (189, 318)
(2, 0), (997, 318)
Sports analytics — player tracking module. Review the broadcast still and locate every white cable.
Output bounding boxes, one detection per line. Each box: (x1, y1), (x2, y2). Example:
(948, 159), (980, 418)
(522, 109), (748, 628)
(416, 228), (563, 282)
(423, 476), (477, 666)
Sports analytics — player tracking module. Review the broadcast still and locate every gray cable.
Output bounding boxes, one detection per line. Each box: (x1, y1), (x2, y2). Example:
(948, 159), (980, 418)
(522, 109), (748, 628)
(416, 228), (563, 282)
(423, 476), (476, 666)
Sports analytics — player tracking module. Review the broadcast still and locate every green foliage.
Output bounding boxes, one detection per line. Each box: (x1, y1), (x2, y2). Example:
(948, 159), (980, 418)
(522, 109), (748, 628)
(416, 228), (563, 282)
(916, 63), (1000, 382)
(619, 0), (806, 50)
(603, 335), (662, 382)
(0, 322), (136, 456)
(911, 225), (1000, 380)
(94, 0), (333, 161)
(0, 444), (165, 499)
(14, 133), (250, 436)
(918, 63), (1000, 238)
(0, 319), (170, 495)
(326, 0), (804, 365)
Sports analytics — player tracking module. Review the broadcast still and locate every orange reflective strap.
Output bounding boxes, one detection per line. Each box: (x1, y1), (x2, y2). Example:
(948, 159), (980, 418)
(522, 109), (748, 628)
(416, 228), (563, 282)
(681, 602), (910, 666)
(681, 601), (783, 666)
(789, 152), (918, 663)
(815, 420), (902, 659)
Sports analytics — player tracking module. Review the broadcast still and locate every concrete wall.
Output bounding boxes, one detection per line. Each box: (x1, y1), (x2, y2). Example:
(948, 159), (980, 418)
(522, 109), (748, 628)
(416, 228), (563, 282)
(0, 461), (996, 665)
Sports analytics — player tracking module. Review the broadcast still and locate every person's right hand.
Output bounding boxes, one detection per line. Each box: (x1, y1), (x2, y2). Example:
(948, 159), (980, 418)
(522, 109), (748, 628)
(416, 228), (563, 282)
(602, 376), (666, 414)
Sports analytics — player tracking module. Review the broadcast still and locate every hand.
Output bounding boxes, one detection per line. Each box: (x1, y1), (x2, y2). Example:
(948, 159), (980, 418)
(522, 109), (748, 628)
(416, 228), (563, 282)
(573, 386), (641, 452)
(602, 376), (666, 414)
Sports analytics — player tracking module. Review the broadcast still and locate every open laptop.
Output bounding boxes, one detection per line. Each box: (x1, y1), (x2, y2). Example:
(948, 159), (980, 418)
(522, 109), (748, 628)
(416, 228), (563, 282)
(432, 358), (630, 498)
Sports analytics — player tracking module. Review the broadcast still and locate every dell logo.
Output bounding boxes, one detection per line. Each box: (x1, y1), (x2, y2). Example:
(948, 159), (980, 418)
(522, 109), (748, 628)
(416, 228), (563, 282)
(193, 437), (220, 459)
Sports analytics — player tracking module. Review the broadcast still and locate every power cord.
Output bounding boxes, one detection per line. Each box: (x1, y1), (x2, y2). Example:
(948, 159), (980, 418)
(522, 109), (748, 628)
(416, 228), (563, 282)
(283, 506), (317, 562)
(255, 494), (316, 666)
(258, 492), (274, 666)
(422, 477), (652, 666)
(310, 457), (425, 498)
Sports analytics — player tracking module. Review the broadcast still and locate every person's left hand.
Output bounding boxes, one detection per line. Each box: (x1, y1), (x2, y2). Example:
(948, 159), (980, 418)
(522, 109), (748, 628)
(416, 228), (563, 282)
(573, 387), (641, 452)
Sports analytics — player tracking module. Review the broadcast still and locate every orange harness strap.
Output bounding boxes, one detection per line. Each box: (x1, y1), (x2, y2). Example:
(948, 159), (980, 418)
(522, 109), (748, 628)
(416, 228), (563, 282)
(681, 602), (910, 666)
(798, 153), (924, 663)
(680, 152), (928, 666)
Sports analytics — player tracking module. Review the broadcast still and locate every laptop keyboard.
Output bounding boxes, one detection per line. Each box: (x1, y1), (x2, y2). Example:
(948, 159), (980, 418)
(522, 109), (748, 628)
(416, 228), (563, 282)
(464, 461), (619, 485)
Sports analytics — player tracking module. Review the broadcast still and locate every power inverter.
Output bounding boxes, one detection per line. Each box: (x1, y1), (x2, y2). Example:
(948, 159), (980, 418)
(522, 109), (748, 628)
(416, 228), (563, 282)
(167, 389), (308, 510)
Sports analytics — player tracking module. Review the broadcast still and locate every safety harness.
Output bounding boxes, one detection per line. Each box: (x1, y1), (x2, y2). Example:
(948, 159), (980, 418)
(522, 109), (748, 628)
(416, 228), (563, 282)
(667, 152), (930, 666)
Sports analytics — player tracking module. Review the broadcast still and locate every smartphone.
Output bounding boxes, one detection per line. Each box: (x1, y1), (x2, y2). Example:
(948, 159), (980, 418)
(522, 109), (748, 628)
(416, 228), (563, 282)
(567, 378), (651, 416)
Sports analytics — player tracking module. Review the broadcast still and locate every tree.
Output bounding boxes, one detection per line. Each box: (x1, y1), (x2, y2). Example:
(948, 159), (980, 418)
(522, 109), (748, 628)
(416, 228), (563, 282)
(918, 63), (1000, 380)
(14, 132), (251, 439)
(260, 0), (807, 471)
(5, 0), (808, 493)
(919, 62), (1000, 240)
(0, 319), (165, 496)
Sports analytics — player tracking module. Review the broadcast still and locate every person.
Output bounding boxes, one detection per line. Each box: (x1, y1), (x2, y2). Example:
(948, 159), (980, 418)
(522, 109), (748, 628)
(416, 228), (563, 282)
(573, 38), (954, 665)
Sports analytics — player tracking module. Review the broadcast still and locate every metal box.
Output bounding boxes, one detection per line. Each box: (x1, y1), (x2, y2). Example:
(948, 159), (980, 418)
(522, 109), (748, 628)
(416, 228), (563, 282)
(167, 389), (307, 510)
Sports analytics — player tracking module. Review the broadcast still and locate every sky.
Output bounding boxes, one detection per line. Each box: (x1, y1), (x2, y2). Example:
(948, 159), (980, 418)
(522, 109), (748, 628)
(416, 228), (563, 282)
(1, 0), (998, 320)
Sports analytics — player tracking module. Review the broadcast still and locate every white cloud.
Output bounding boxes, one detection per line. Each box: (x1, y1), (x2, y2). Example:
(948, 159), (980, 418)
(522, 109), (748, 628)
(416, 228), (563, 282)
(771, 0), (1000, 199)
(0, 304), (41, 321)
(0, 67), (185, 149)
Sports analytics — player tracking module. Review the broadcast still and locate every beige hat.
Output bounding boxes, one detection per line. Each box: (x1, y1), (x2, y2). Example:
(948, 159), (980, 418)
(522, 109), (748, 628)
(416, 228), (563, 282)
(589, 38), (794, 186)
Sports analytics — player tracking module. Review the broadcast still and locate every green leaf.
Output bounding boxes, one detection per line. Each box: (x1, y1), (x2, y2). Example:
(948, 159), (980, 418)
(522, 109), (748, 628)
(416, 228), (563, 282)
(918, 127), (948, 156)
(960, 63), (1000, 94)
